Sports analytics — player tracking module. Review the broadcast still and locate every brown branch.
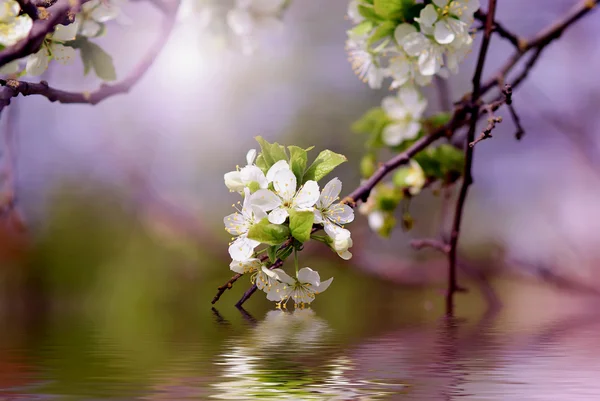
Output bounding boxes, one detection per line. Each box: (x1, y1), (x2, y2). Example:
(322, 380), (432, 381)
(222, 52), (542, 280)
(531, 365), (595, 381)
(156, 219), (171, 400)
(480, 0), (599, 95)
(0, 0), (179, 111)
(447, 0), (497, 316)
(474, 9), (522, 49)
(16, 0), (40, 20)
(235, 258), (285, 308)
(502, 84), (525, 140)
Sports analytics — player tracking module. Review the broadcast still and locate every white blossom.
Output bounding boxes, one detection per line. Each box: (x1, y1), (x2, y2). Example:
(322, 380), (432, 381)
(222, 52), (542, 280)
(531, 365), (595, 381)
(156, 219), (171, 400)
(261, 266), (333, 306)
(0, 0), (32, 47)
(224, 149), (289, 194)
(382, 87), (427, 146)
(402, 160), (426, 195)
(26, 22), (79, 76)
(227, 0), (286, 55)
(313, 177), (354, 239)
(267, 168), (319, 224)
(346, 0), (364, 24)
(401, 31), (444, 76)
(346, 37), (385, 89)
(78, 0), (122, 37)
(329, 225), (353, 260)
(224, 188), (278, 261)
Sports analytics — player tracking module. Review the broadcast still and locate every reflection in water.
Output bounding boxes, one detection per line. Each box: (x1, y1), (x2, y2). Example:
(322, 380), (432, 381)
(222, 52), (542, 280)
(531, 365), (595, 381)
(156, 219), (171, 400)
(211, 309), (404, 400)
(4, 299), (600, 399)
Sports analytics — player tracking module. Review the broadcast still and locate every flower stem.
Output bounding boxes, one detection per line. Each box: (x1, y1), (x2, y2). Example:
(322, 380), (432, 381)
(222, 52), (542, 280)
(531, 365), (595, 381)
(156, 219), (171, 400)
(294, 248), (299, 276)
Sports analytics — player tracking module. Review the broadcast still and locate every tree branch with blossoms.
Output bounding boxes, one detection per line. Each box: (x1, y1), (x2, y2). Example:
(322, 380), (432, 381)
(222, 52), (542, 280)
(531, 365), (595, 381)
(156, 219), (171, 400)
(213, 0), (599, 312)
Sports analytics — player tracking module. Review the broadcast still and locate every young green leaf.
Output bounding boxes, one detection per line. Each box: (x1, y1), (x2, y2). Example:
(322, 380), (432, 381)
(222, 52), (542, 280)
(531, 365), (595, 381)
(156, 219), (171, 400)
(255, 136), (288, 169)
(367, 21), (396, 46)
(348, 20), (374, 37)
(358, 4), (383, 21)
(267, 245), (277, 263)
(373, 0), (404, 19)
(288, 145), (308, 183)
(75, 39), (116, 81)
(303, 150), (347, 183)
(247, 218), (290, 246)
(276, 246), (294, 260)
(288, 210), (314, 243)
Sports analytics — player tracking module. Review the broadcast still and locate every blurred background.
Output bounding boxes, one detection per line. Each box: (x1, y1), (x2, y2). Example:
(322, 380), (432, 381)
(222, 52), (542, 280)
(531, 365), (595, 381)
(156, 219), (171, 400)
(1, 0), (600, 398)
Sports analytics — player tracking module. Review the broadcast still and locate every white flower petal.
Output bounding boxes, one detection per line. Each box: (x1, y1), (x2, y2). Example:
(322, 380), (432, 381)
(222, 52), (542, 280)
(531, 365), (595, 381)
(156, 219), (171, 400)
(347, 0), (364, 24)
(224, 171), (244, 192)
(25, 47), (49, 76)
(0, 59), (21, 75)
(52, 21), (78, 42)
(382, 122), (410, 146)
(266, 160), (290, 182)
(273, 169), (296, 202)
(327, 203), (355, 225)
(263, 266), (295, 285)
(416, 4), (438, 28)
(228, 237), (256, 261)
(294, 180), (319, 210)
(297, 267), (320, 286)
(0, 0), (19, 20)
(90, 2), (120, 22)
(268, 206), (288, 224)
(418, 47), (441, 76)
(317, 177), (341, 209)
(227, 8), (254, 36)
(394, 23), (417, 44)
(52, 44), (76, 65)
(315, 277), (333, 293)
(246, 149), (257, 165)
(80, 19), (102, 37)
(382, 97), (408, 120)
(434, 20), (455, 44)
(368, 211), (385, 231)
(0, 15), (33, 46)
(240, 165), (268, 189)
(224, 212), (248, 236)
(230, 258), (261, 274)
(433, 0), (449, 7)
(401, 32), (429, 57)
(250, 189), (281, 212)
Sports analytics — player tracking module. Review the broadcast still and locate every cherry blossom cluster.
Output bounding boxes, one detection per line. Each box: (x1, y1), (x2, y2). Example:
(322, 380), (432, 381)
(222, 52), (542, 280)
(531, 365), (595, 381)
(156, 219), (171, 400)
(223, 138), (354, 307)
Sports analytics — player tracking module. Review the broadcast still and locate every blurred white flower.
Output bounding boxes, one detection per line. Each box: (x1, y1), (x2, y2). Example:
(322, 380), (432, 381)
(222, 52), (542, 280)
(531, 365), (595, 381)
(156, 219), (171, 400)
(401, 31), (444, 76)
(227, 0), (286, 55)
(26, 21), (79, 76)
(382, 87), (427, 146)
(346, 37), (385, 89)
(78, 0), (122, 37)
(0, 0), (32, 47)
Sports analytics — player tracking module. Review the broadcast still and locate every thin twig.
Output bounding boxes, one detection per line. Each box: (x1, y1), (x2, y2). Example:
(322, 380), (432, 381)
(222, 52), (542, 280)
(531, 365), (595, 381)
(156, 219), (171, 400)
(235, 258), (285, 307)
(474, 10), (522, 49)
(447, 0), (498, 316)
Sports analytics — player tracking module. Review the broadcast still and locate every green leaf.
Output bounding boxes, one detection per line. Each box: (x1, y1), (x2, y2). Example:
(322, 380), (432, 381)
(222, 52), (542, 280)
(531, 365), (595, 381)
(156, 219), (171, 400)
(426, 112), (452, 130)
(255, 154), (268, 173)
(352, 107), (390, 149)
(255, 136), (288, 170)
(358, 4), (383, 21)
(376, 185), (402, 211)
(247, 218), (290, 246)
(414, 152), (442, 178)
(367, 21), (396, 46)
(288, 145), (308, 183)
(288, 210), (314, 243)
(348, 20), (374, 37)
(303, 150), (347, 183)
(267, 245), (277, 263)
(373, 0), (404, 19)
(393, 167), (411, 188)
(435, 144), (464, 176)
(74, 38), (116, 81)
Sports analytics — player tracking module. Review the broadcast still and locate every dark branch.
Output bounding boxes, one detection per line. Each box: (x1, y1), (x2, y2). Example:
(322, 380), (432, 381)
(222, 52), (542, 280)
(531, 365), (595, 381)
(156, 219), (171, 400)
(16, 0), (40, 20)
(447, 0), (498, 315)
(474, 9), (522, 49)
